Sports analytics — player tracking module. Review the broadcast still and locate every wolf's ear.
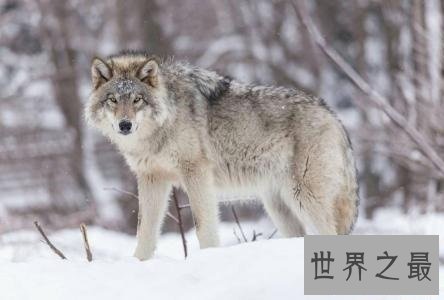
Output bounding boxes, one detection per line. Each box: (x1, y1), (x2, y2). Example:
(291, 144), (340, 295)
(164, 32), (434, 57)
(91, 57), (112, 89)
(137, 59), (159, 87)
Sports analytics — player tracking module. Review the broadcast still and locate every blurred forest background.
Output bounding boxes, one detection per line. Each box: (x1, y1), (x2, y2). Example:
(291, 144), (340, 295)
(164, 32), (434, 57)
(1, 0), (443, 234)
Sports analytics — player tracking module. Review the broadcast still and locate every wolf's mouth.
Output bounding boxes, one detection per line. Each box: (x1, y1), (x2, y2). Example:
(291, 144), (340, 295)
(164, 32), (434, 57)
(118, 130), (132, 135)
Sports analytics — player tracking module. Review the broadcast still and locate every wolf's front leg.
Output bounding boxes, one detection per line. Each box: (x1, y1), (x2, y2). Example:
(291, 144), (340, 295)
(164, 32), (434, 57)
(134, 175), (171, 261)
(182, 167), (220, 249)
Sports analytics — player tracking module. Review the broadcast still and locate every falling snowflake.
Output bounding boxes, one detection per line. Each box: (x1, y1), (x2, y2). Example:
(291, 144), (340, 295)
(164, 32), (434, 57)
(116, 79), (136, 94)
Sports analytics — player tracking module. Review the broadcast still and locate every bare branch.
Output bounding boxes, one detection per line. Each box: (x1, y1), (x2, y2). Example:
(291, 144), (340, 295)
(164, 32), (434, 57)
(172, 188), (188, 258)
(34, 221), (67, 260)
(292, 0), (444, 177)
(104, 187), (179, 223)
(233, 228), (242, 243)
(166, 212), (179, 224)
(103, 187), (138, 200)
(231, 205), (247, 242)
(251, 230), (262, 242)
(80, 223), (93, 262)
(267, 229), (278, 240)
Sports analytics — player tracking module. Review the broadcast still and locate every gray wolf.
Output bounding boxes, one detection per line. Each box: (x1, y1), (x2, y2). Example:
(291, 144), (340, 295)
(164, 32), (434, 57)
(85, 51), (359, 260)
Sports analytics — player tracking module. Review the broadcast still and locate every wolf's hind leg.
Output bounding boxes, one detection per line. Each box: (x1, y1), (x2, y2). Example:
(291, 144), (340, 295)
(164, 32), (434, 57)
(281, 141), (344, 235)
(280, 180), (338, 235)
(298, 189), (337, 235)
(263, 193), (305, 237)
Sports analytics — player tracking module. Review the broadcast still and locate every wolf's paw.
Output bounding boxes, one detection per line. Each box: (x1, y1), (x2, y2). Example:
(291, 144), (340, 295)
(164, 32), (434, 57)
(134, 246), (154, 261)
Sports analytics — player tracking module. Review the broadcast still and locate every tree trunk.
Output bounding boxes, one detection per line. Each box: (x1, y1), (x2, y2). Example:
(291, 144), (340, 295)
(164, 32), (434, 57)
(37, 0), (95, 215)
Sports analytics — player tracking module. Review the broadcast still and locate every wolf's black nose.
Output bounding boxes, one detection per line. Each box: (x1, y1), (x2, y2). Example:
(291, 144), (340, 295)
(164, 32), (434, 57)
(119, 120), (132, 134)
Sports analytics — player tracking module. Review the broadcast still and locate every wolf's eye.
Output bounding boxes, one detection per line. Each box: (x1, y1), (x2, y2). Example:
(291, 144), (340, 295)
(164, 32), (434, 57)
(107, 96), (117, 103)
(134, 95), (143, 103)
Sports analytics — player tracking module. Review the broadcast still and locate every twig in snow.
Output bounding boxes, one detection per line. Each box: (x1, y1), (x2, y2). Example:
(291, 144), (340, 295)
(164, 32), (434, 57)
(34, 221), (67, 260)
(251, 230), (262, 242)
(233, 228), (242, 243)
(172, 188), (188, 258)
(80, 223), (93, 262)
(268, 229), (278, 240)
(231, 205), (247, 242)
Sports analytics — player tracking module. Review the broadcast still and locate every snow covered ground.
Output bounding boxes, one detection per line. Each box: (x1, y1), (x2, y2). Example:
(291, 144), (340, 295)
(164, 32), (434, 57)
(0, 209), (443, 300)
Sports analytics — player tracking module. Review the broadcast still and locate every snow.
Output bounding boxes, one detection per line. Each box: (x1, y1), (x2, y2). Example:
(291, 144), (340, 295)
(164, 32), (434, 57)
(0, 213), (443, 300)
(1, 237), (302, 300)
(354, 208), (444, 260)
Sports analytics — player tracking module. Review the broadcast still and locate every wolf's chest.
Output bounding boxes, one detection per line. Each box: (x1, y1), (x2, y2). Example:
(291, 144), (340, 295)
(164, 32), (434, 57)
(124, 152), (178, 180)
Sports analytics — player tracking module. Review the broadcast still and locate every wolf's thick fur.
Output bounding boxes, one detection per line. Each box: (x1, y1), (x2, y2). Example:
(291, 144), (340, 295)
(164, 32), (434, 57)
(85, 51), (359, 260)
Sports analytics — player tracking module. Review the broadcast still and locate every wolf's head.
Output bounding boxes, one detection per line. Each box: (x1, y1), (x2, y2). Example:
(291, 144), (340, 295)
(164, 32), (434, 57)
(85, 52), (169, 138)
